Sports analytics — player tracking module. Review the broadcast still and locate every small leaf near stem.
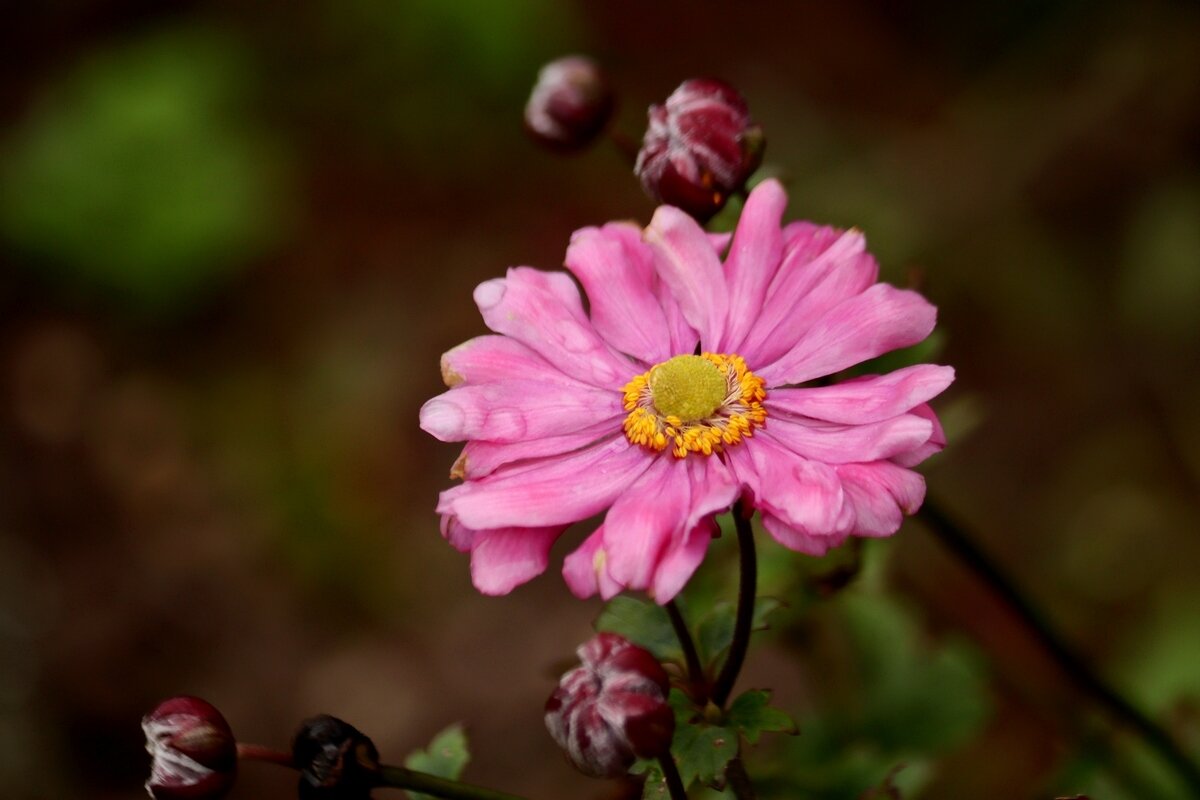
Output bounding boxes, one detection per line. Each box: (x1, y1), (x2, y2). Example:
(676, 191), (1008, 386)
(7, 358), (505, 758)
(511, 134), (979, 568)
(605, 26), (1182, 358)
(710, 499), (758, 709)
(665, 599), (707, 702)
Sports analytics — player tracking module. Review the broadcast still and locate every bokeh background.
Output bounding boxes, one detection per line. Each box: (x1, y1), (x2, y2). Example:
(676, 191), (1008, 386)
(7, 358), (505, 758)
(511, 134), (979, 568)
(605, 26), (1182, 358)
(3, 1), (1200, 798)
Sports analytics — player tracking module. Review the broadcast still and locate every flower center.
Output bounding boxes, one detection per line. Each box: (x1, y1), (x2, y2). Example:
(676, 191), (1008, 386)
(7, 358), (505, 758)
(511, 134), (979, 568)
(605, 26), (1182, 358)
(649, 355), (727, 422)
(622, 353), (767, 459)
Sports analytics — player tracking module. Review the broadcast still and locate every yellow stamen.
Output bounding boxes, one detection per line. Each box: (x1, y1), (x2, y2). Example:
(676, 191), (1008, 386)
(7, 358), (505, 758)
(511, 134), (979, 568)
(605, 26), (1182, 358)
(621, 352), (768, 459)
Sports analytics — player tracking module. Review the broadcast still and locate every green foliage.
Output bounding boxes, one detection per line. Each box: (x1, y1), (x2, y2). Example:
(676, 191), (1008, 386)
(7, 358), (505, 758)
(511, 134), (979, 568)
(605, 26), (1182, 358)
(726, 690), (797, 744)
(695, 598), (785, 670)
(594, 595), (682, 662)
(672, 721), (738, 787)
(0, 27), (287, 314)
(404, 725), (469, 800)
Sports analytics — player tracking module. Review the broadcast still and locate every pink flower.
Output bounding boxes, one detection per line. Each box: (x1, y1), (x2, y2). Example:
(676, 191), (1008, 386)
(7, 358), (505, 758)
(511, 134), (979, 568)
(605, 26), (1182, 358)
(421, 179), (952, 602)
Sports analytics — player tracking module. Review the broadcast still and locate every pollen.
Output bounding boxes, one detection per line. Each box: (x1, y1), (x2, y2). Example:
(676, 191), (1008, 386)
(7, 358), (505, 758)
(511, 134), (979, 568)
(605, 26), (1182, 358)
(622, 352), (767, 459)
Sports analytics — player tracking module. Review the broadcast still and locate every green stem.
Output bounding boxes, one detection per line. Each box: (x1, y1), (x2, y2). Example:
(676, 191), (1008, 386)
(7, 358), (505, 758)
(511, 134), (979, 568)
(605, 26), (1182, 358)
(919, 498), (1200, 797)
(724, 756), (757, 800)
(376, 765), (528, 800)
(658, 754), (688, 800)
(710, 499), (758, 709)
(665, 598), (707, 701)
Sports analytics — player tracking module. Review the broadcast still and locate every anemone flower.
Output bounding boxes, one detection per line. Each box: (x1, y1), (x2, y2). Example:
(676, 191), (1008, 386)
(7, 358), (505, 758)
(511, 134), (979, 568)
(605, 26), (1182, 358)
(421, 179), (952, 602)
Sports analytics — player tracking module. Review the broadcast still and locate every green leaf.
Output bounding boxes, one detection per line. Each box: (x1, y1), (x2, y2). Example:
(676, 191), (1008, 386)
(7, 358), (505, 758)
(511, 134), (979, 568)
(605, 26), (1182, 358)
(595, 596), (681, 661)
(672, 720), (738, 787)
(404, 725), (469, 800)
(640, 764), (669, 800)
(726, 690), (797, 744)
(695, 598), (785, 668)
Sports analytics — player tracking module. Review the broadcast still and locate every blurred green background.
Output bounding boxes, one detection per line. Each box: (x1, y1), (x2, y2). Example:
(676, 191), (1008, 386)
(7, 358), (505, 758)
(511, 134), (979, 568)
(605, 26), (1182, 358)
(2, 1), (1199, 798)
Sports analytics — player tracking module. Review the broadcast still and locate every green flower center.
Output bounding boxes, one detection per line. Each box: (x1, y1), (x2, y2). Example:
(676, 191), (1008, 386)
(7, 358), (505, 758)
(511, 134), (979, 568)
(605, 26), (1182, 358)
(649, 355), (727, 423)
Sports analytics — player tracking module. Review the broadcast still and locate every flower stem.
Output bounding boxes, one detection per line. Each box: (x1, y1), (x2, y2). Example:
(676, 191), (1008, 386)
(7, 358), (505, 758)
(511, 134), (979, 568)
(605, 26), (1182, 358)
(235, 742), (295, 767)
(665, 598), (707, 701)
(376, 765), (528, 800)
(710, 500), (757, 709)
(918, 498), (1200, 796)
(658, 754), (688, 800)
(724, 756), (757, 800)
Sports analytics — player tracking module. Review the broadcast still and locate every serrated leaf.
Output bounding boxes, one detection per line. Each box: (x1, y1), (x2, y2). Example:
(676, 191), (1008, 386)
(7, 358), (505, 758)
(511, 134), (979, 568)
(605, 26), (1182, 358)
(727, 690), (797, 744)
(640, 764), (669, 799)
(672, 720), (738, 787)
(404, 724), (469, 800)
(695, 598), (786, 668)
(595, 596), (681, 661)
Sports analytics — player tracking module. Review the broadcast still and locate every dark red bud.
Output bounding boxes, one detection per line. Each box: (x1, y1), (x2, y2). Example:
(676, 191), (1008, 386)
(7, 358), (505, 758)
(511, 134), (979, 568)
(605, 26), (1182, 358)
(545, 633), (674, 778)
(292, 715), (380, 799)
(635, 78), (765, 221)
(524, 56), (615, 152)
(143, 696), (237, 800)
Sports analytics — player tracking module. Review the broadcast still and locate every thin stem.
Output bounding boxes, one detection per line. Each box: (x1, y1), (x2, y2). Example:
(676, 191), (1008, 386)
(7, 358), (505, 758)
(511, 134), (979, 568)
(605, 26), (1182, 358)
(710, 500), (758, 709)
(665, 599), (707, 701)
(918, 498), (1200, 797)
(658, 754), (688, 800)
(236, 742), (295, 767)
(376, 765), (528, 800)
(724, 756), (757, 800)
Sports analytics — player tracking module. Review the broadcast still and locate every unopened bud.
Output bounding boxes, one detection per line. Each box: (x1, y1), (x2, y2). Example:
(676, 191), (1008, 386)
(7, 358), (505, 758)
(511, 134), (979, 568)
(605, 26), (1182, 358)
(524, 56), (615, 152)
(143, 696), (237, 799)
(545, 633), (675, 778)
(292, 715), (380, 799)
(635, 78), (765, 221)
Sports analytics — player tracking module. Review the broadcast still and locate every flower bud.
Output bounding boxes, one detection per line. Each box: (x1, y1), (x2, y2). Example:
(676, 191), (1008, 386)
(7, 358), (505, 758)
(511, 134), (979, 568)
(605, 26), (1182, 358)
(524, 56), (615, 152)
(292, 715), (380, 799)
(143, 696), (237, 799)
(635, 78), (765, 221)
(545, 633), (675, 778)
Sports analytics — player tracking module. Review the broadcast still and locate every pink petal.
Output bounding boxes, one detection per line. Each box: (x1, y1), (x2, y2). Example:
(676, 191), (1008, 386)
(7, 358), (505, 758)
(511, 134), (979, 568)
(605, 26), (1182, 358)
(469, 526), (565, 595)
(601, 456), (738, 601)
(644, 205), (729, 350)
(438, 438), (652, 530)
(440, 515), (476, 553)
(758, 284), (937, 387)
(728, 436), (854, 540)
(766, 365), (955, 424)
(565, 223), (674, 365)
(456, 422), (619, 479)
(708, 231), (733, 255)
(760, 511), (847, 556)
(651, 517), (718, 602)
(439, 335), (583, 388)
(562, 527), (624, 600)
(474, 268), (636, 389)
(892, 402), (946, 467)
(740, 230), (878, 367)
(760, 413), (934, 464)
(719, 179), (787, 352)
(835, 461), (926, 537)
(420, 380), (621, 443)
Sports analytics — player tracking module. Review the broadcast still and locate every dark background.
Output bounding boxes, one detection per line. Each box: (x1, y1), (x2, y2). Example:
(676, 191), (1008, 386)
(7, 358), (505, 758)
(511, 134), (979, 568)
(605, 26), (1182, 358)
(2, 1), (1199, 798)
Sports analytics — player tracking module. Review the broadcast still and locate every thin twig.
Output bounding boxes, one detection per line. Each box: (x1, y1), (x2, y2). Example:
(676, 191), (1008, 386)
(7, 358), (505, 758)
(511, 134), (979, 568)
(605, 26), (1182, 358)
(665, 599), (707, 701)
(658, 754), (688, 800)
(918, 498), (1200, 796)
(376, 765), (528, 800)
(710, 500), (758, 709)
